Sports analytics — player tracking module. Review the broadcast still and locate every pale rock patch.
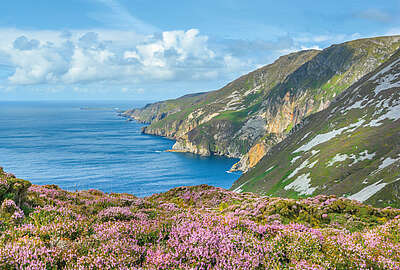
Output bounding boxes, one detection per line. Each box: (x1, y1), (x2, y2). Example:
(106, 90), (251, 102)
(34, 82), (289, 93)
(327, 153), (350, 167)
(373, 74), (400, 96)
(327, 150), (375, 167)
(308, 160), (318, 168)
(287, 158), (318, 180)
(265, 166), (275, 173)
(378, 156), (399, 170)
(369, 58), (400, 82)
(311, 150), (320, 156)
(350, 150), (376, 166)
(284, 173), (316, 195)
(366, 103), (400, 127)
(301, 132), (311, 141)
(287, 159), (310, 179)
(291, 156), (302, 164)
(199, 112), (219, 125)
(348, 180), (387, 202)
(341, 97), (369, 113)
(294, 119), (365, 153)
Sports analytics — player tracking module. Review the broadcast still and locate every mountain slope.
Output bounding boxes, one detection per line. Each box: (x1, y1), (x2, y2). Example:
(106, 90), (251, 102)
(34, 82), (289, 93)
(124, 36), (400, 171)
(231, 49), (400, 208)
(124, 49), (319, 155)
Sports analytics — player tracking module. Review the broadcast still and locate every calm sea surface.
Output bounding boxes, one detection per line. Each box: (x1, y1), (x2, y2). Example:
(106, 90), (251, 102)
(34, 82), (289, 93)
(0, 101), (240, 197)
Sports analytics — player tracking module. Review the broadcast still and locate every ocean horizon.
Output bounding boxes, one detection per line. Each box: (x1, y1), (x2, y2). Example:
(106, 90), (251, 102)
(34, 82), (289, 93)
(0, 100), (240, 197)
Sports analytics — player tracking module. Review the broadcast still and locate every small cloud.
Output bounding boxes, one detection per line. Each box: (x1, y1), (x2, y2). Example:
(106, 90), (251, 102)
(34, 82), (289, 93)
(90, 0), (159, 34)
(13, 36), (40, 51)
(355, 9), (393, 23)
(300, 45), (322, 51)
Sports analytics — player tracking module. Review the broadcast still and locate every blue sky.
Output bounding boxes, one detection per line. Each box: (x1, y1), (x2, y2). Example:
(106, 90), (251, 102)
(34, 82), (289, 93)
(0, 0), (399, 100)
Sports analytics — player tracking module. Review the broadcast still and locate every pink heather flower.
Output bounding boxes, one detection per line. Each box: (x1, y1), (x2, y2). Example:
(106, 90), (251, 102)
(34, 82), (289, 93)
(97, 206), (134, 221)
(4, 173), (15, 178)
(0, 178), (9, 189)
(1, 184), (399, 269)
(1, 199), (18, 212)
(11, 209), (25, 221)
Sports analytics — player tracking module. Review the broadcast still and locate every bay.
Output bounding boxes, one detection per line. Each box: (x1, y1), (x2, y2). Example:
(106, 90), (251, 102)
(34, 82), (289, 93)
(0, 101), (240, 197)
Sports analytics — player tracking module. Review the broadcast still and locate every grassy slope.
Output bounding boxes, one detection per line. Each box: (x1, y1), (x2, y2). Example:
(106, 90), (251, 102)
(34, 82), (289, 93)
(233, 49), (400, 207)
(123, 92), (209, 124)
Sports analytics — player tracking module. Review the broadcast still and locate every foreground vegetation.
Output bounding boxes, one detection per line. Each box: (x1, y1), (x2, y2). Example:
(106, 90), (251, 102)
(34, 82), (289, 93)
(1, 168), (400, 269)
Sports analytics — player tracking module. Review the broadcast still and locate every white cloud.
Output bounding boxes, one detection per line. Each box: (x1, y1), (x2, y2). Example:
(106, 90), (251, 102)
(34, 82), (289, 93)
(0, 28), (249, 86)
(125, 29), (215, 68)
(8, 41), (73, 84)
(300, 45), (322, 51)
(0, 24), (374, 95)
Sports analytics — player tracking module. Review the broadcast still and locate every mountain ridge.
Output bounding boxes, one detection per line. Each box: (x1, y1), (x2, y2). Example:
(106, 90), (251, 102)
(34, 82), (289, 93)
(123, 35), (400, 173)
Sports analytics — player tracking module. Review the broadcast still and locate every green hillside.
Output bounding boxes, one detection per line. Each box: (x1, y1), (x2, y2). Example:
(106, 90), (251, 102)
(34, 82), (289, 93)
(232, 49), (400, 207)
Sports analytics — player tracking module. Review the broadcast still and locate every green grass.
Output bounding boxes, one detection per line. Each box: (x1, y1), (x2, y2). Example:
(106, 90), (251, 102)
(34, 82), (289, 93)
(285, 123), (294, 133)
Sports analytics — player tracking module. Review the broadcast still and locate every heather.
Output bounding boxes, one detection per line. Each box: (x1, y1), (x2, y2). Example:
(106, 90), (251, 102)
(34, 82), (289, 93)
(1, 168), (400, 269)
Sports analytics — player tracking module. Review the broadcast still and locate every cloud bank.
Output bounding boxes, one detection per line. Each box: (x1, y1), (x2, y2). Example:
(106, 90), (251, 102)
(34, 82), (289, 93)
(0, 25), (369, 100)
(1, 28), (360, 86)
(1, 28), (246, 86)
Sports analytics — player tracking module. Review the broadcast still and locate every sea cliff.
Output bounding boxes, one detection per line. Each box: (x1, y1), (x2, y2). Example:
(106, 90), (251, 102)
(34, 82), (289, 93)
(124, 36), (400, 173)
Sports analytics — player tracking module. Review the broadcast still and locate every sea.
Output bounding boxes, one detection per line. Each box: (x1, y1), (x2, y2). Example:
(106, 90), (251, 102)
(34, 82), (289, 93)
(0, 101), (241, 197)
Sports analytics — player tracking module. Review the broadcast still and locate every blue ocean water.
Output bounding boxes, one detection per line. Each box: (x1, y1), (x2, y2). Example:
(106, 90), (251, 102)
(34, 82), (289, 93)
(0, 101), (240, 197)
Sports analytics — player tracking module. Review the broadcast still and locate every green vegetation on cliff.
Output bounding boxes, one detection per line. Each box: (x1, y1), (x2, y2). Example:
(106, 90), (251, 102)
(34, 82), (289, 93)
(232, 49), (400, 207)
(124, 35), (400, 173)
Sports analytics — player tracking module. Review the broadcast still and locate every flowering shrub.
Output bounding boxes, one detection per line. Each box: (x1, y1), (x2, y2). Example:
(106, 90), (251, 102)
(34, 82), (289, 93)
(0, 169), (400, 269)
(0, 167), (31, 206)
(1, 199), (18, 212)
(97, 206), (134, 221)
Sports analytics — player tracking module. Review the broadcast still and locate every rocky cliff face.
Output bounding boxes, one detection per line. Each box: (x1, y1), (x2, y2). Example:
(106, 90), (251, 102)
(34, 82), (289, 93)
(232, 49), (400, 207)
(124, 36), (400, 171)
(125, 49), (319, 154)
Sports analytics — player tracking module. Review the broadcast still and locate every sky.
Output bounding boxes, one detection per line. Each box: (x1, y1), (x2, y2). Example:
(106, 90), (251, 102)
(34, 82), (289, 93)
(0, 0), (399, 101)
